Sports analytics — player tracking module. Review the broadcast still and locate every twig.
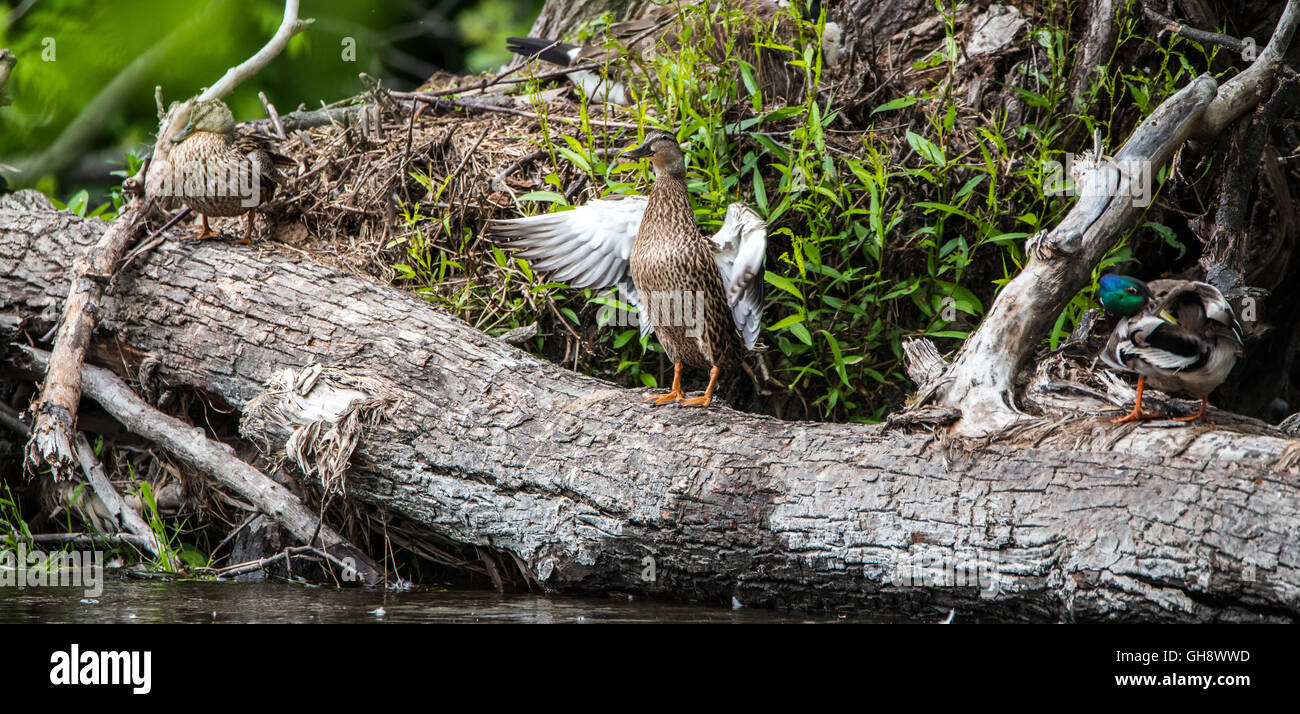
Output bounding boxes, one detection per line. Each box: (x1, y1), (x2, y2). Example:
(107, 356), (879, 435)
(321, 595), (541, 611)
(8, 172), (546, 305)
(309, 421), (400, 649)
(15, 344), (384, 585)
(450, 126), (492, 181)
(210, 513), (258, 563)
(203, 543), (360, 581)
(390, 91), (641, 129)
(204, 545), (317, 578)
(490, 149), (548, 192)
(258, 91), (287, 140)
(1142, 5), (1248, 54)
(30, 532), (156, 550)
(113, 207), (192, 285)
(426, 61), (602, 97)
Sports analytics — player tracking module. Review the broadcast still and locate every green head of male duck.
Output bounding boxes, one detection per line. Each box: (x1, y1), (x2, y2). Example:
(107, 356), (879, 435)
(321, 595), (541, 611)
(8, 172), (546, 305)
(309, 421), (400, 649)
(1098, 273), (1153, 317)
(170, 98), (236, 144)
(621, 131), (686, 179)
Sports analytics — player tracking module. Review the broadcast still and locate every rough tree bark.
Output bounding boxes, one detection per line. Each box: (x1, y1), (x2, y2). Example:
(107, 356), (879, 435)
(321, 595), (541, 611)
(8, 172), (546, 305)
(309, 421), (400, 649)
(3, 193), (1298, 622)
(526, 0), (656, 40)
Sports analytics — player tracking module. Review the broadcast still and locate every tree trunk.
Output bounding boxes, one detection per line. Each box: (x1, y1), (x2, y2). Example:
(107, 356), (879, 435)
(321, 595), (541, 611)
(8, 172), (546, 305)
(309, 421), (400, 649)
(3, 192), (1298, 622)
(526, 0), (655, 42)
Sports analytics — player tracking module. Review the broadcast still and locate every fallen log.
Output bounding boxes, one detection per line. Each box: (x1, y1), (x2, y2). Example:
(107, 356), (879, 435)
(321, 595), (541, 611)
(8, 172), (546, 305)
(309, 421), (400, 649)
(3, 192), (1298, 621)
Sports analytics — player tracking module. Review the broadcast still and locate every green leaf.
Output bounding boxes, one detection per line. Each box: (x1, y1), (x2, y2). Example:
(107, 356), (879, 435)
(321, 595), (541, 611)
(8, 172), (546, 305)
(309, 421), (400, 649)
(788, 322), (813, 346)
(762, 106), (805, 123)
(767, 313), (805, 331)
(905, 130), (946, 165)
(66, 190), (89, 217)
(1143, 221), (1185, 259)
(872, 94), (919, 114)
(613, 329), (638, 349)
(764, 271), (803, 301)
(517, 191), (569, 205)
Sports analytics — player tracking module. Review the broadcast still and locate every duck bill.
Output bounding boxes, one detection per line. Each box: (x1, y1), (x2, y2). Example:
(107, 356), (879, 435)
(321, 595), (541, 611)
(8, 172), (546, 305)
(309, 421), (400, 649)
(169, 122), (196, 144)
(620, 142), (653, 160)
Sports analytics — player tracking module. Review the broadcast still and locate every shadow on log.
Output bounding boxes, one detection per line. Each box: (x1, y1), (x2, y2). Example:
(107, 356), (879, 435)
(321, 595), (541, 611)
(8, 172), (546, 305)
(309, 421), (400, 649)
(3, 191), (1299, 621)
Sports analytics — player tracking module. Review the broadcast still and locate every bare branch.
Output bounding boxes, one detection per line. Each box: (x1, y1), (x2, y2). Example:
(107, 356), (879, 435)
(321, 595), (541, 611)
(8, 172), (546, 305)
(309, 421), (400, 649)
(1142, 4), (1248, 54)
(73, 433), (164, 560)
(198, 0), (313, 102)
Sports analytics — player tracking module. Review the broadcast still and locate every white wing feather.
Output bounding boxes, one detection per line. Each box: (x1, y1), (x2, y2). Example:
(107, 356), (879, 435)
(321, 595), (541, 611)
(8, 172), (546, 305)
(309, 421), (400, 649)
(709, 203), (767, 350)
(486, 195), (647, 289)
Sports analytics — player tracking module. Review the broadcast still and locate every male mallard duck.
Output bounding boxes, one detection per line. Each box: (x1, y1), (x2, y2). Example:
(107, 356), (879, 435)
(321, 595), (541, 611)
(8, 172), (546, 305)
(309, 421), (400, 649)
(506, 0), (842, 106)
(486, 131), (767, 407)
(1098, 274), (1243, 423)
(166, 98), (289, 244)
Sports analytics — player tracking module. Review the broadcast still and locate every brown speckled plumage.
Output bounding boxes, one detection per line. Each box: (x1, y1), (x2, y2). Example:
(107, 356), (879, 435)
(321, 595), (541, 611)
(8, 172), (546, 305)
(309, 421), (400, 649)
(629, 142), (743, 370)
(166, 98), (286, 241)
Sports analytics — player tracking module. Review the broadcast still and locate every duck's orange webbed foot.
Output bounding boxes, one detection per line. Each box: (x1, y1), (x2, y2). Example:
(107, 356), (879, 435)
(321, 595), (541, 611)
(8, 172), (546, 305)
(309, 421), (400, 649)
(644, 362), (684, 406)
(1172, 397), (1209, 422)
(233, 209), (255, 245)
(679, 365), (719, 408)
(188, 214), (216, 240)
(1110, 375), (1160, 424)
(1111, 408), (1161, 424)
(645, 388), (685, 405)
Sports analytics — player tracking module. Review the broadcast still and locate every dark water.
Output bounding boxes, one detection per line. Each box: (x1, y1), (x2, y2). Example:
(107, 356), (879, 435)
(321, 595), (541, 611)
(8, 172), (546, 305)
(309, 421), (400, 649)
(0, 575), (875, 623)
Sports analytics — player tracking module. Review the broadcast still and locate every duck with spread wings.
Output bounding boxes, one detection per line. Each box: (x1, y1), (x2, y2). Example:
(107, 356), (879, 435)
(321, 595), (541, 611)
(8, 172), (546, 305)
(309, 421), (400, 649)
(486, 131), (767, 408)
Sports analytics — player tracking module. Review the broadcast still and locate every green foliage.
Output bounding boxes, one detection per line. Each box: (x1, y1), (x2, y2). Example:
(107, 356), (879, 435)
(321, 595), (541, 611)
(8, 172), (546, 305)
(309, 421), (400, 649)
(393, 0), (1237, 422)
(130, 474), (201, 573)
(0, 480), (33, 551)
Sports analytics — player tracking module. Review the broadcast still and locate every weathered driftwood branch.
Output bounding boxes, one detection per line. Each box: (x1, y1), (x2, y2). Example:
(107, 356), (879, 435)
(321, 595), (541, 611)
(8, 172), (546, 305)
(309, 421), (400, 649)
(31, 532), (158, 551)
(3, 193), (1299, 621)
(6, 394), (167, 559)
(25, 203), (144, 479)
(12, 343), (382, 585)
(924, 0), (1300, 437)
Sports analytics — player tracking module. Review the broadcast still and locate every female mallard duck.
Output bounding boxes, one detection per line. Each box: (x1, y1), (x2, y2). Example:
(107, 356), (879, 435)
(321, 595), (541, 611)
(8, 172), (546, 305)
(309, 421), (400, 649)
(1098, 274), (1243, 423)
(486, 131), (767, 407)
(166, 98), (288, 244)
(506, 0), (842, 106)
